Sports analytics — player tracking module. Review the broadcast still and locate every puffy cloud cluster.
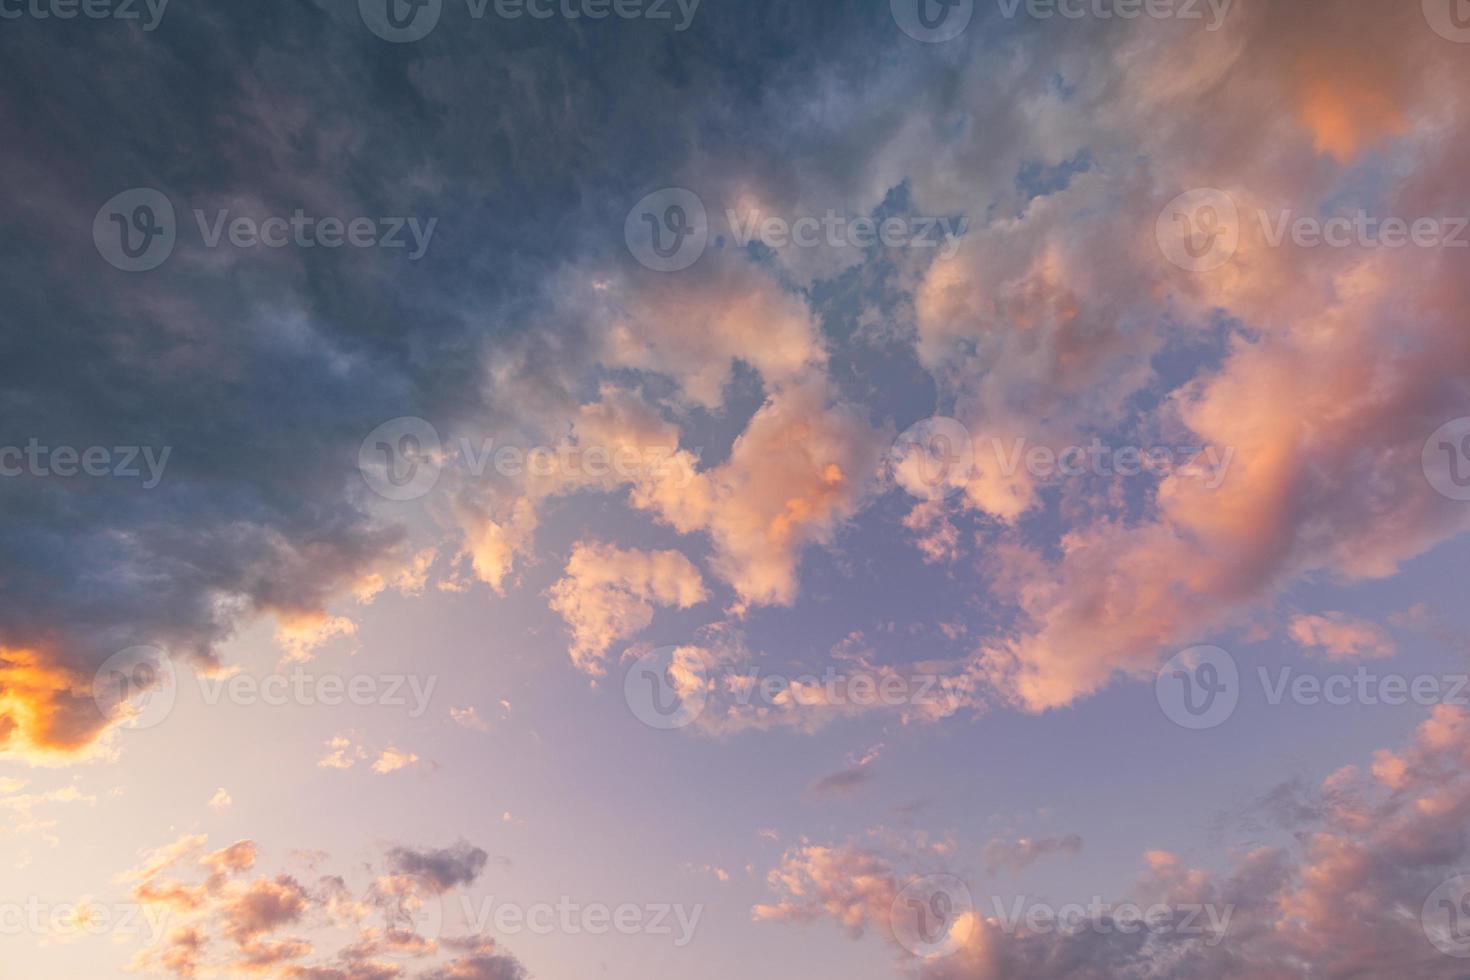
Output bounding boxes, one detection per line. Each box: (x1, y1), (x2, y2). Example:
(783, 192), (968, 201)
(757, 706), (1470, 978)
(547, 541), (709, 675)
(122, 835), (518, 979)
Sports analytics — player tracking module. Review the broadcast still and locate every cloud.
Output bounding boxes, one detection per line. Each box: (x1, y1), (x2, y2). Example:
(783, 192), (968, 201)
(1288, 613), (1396, 662)
(385, 841), (489, 894)
(758, 705), (1470, 978)
(124, 835), (515, 979)
(809, 744), (885, 799)
(547, 541), (709, 675)
(372, 749), (421, 775)
(448, 707), (489, 732)
(630, 376), (886, 612)
(982, 835), (1083, 875)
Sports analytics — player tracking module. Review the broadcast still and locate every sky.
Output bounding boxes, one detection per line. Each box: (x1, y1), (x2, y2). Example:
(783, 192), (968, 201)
(2, 0), (1470, 977)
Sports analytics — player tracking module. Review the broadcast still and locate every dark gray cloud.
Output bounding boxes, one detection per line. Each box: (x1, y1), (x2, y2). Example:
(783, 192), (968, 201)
(0, 0), (944, 755)
(386, 840), (488, 892)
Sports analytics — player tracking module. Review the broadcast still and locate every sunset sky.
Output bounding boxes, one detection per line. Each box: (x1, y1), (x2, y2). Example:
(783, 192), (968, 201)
(3, 0), (1470, 977)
